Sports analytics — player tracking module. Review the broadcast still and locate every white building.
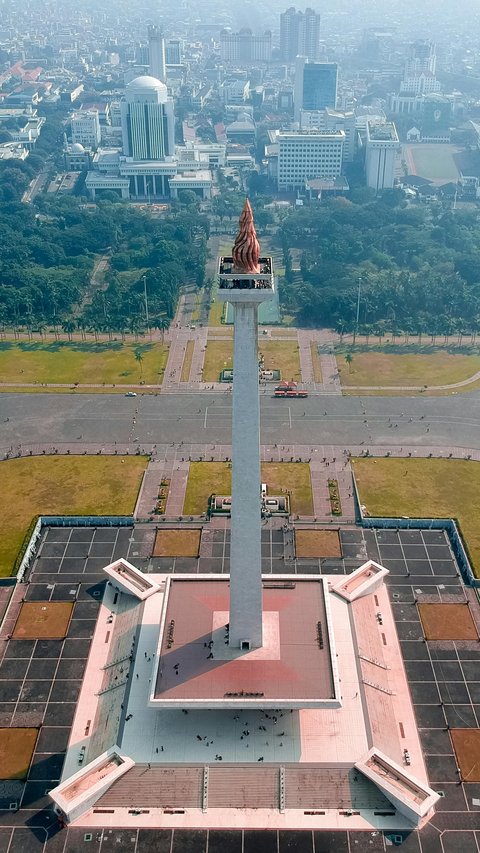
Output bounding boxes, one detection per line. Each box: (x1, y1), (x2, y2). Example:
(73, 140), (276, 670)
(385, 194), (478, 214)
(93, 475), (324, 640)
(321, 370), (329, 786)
(120, 75), (174, 161)
(220, 80), (250, 105)
(365, 120), (400, 192)
(277, 130), (344, 191)
(219, 28), (272, 63)
(400, 73), (440, 96)
(71, 110), (101, 149)
(300, 107), (356, 161)
(85, 145), (213, 201)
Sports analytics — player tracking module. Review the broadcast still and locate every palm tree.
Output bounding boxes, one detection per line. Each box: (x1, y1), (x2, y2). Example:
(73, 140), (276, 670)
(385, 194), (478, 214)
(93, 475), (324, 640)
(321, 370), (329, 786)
(134, 347), (144, 381)
(62, 319), (76, 342)
(344, 352), (354, 373)
(157, 316), (170, 343)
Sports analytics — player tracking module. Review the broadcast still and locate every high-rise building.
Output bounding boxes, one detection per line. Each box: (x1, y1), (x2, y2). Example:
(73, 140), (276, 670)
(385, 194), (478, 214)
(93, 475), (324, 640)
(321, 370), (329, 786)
(300, 107), (356, 161)
(219, 28), (272, 63)
(120, 75), (174, 161)
(71, 109), (101, 149)
(400, 40), (439, 96)
(277, 130), (344, 190)
(294, 56), (337, 121)
(405, 40), (436, 76)
(365, 120), (400, 192)
(165, 38), (182, 65)
(148, 25), (166, 83)
(280, 6), (320, 62)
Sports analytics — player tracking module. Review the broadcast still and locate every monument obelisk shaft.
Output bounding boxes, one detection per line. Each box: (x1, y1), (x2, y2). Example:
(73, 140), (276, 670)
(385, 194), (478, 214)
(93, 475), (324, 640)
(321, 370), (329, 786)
(217, 200), (274, 650)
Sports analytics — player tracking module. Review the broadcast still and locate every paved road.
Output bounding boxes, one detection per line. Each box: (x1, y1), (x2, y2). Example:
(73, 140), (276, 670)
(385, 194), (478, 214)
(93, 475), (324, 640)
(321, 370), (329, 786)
(1, 391), (480, 450)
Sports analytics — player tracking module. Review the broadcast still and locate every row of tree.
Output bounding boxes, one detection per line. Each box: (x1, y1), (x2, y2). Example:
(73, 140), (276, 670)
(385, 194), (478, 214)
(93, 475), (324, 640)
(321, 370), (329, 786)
(0, 194), (209, 334)
(277, 193), (480, 337)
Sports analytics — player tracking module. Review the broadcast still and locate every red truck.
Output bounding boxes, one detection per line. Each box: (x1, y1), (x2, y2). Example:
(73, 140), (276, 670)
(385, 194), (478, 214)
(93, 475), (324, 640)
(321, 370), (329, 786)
(273, 381), (308, 398)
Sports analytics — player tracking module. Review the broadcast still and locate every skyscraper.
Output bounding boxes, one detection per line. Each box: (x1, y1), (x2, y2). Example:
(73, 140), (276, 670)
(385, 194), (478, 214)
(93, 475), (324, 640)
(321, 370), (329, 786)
(148, 25), (166, 83)
(219, 28), (272, 63)
(120, 75), (174, 161)
(280, 6), (320, 62)
(365, 120), (400, 192)
(294, 56), (337, 121)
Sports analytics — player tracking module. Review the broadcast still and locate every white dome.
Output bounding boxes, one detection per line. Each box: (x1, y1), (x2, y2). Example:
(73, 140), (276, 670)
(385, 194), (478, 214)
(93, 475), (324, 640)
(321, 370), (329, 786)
(71, 142), (85, 152)
(127, 75), (166, 93)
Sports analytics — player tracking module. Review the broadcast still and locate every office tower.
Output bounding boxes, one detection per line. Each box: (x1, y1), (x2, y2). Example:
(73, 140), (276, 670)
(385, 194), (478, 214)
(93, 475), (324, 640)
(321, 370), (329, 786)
(280, 6), (320, 62)
(365, 120), (400, 192)
(148, 25), (166, 83)
(71, 109), (101, 148)
(165, 38), (182, 65)
(219, 28), (272, 63)
(277, 130), (344, 190)
(120, 75), (174, 161)
(294, 56), (337, 121)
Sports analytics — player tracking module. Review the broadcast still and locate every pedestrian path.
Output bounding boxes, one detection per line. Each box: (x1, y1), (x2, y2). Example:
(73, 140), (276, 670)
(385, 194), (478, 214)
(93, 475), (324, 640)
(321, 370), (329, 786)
(135, 460), (165, 518)
(296, 330), (314, 383)
(165, 459), (190, 516)
(317, 344), (341, 395)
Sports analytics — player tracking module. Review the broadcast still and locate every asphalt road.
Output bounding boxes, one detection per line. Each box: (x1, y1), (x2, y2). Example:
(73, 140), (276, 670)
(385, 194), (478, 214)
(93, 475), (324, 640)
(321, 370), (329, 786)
(1, 391), (480, 450)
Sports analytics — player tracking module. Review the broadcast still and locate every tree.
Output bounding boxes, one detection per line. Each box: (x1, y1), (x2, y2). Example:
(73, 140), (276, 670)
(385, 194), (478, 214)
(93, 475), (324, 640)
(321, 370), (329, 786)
(62, 319), (76, 341)
(134, 347), (144, 380)
(157, 316), (170, 343)
(344, 352), (354, 373)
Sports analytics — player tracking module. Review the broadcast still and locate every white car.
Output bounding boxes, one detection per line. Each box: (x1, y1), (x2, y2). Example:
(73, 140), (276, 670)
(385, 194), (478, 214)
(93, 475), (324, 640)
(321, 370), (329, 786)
(125, 391), (137, 397)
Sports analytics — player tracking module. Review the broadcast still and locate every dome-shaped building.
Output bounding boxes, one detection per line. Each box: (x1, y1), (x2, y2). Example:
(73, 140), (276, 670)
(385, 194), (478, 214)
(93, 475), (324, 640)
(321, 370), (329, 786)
(125, 75), (168, 103)
(121, 74), (174, 161)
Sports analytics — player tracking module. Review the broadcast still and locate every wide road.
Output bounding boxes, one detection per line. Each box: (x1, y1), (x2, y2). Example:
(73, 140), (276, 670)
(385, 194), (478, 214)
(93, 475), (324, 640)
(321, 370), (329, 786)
(1, 391), (480, 451)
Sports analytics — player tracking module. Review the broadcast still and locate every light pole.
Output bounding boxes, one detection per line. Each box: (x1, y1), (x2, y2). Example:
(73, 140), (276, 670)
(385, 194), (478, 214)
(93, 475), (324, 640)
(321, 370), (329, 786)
(354, 275), (362, 344)
(143, 275), (150, 328)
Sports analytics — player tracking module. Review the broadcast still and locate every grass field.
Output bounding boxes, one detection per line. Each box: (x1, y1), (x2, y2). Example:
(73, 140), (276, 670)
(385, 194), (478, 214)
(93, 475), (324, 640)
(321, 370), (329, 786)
(153, 529), (201, 557)
(183, 461), (313, 516)
(352, 457), (480, 576)
(310, 342), (323, 383)
(203, 340), (232, 381)
(405, 144), (460, 183)
(451, 730), (480, 782)
(13, 601), (74, 639)
(180, 340), (195, 382)
(202, 340), (301, 382)
(295, 529), (341, 557)
(418, 603), (478, 641)
(208, 299), (226, 327)
(0, 728), (38, 779)
(337, 349), (480, 390)
(0, 455), (147, 577)
(0, 341), (169, 387)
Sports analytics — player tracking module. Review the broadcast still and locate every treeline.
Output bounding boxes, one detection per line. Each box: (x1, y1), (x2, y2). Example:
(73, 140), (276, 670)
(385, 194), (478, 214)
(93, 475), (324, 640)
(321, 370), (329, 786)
(0, 196), (209, 334)
(278, 192), (480, 337)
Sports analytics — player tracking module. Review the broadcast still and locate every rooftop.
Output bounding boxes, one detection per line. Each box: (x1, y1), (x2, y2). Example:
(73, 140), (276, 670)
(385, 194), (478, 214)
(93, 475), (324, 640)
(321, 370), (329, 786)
(150, 577), (339, 708)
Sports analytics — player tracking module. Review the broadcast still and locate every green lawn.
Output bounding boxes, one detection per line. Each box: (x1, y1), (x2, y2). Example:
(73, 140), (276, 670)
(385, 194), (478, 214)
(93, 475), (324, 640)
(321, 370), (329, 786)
(184, 462), (232, 514)
(183, 461), (313, 516)
(0, 455), (148, 577)
(208, 298), (226, 327)
(407, 144), (460, 182)
(337, 348), (480, 391)
(202, 340), (301, 382)
(0, 341), (169, 387)
(352, 457), (480, 576)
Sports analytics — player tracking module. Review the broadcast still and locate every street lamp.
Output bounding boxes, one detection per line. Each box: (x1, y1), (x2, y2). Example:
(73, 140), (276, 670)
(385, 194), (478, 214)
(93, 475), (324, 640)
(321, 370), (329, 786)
(353, 275), (362, 344)
(143, 274), (150, 328)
